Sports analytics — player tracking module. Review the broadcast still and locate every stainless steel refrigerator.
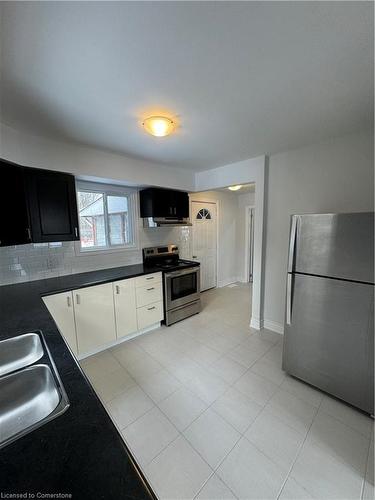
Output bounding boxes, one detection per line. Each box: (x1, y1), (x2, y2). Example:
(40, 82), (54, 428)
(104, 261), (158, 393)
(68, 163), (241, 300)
(282, 212), (374, 414)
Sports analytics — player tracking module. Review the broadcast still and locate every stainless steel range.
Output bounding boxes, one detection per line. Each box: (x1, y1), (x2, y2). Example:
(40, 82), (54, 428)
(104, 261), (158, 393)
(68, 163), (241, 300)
(143, 245), (201, 326)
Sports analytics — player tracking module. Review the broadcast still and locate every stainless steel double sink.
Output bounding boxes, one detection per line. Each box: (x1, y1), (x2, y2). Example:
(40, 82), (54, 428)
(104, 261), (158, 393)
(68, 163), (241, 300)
(0, 331), (69, 449)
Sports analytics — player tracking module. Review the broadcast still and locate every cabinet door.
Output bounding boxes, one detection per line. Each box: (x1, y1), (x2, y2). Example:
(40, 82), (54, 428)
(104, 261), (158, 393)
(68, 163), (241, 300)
(73, 283), (116, 355)
(113, 279), (137, 339)
(140, 188), (169, 217)
(136, 281), (163, 308)
(137, 301), (164, 330)
(174, 191), (189, 218)
(0, 161), (31, 246)
(43, 292), (78, 355)
(135, 272), (162, 288)
(26, 168), (80, 243)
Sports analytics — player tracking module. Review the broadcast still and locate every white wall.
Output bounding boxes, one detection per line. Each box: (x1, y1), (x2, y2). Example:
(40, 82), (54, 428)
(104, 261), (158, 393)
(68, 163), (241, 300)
(0, 123), (195, 191)
(263, 130), (374, 333)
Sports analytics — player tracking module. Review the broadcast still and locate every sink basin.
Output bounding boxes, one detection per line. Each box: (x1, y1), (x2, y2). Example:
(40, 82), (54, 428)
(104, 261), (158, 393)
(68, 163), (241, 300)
(0, 364), (69, 449)
(0, 333), (44, 376)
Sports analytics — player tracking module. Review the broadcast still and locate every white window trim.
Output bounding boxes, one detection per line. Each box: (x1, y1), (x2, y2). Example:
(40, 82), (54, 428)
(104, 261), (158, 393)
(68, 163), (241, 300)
(75, 180), (140, 257)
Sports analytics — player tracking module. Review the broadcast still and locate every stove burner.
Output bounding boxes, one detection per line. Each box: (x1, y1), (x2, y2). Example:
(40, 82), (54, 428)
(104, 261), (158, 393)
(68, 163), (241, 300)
(142, 245), (198, 272)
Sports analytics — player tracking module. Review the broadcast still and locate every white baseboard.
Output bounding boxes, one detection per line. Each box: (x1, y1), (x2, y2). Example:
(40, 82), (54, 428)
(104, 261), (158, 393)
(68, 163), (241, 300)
(250, 317), (263, 330)
(263, 319), (284, 335)
(78, 322), (161, 360)
(235, 274), (248, 284)
(249, 317), (284, 334)
(217, 277), (241, 288)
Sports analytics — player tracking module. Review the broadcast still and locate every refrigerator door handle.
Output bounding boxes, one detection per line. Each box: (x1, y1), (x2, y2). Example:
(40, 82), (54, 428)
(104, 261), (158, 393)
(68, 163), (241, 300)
(288, 216), (299, 273)
(286, 273), (294, 325)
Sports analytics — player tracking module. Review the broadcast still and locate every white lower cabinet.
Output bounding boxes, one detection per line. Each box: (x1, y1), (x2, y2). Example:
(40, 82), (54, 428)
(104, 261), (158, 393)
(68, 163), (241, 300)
(136, 281), (163, 308)
(113, 278), (138, 339)
(43, 273), (163, 358)
(73, 283), (116, 355)
(136, 272), (164, 329)
(137, 301), (164, 330)
(43, 291), (78, 355)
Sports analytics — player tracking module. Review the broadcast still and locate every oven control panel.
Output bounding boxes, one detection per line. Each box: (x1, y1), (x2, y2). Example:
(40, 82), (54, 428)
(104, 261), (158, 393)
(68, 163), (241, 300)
(143, 245), (178, 257)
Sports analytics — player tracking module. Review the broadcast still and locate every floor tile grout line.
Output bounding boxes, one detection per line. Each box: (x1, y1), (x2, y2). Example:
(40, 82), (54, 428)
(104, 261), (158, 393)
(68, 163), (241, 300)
(82, 286), (372, 500)
(192, 434), (242, 500)
(141, 428), (216, 499)
(83, 286), (260, 498)
(145, 377), (250, 497)
(150, 361), (275, 497)
(302, 409), (372, 477)
(86, 327), (298, 450)
(360, 435), (373, 500)
(128, 297), (256, 492)
(275, 393), (323, 500)
(119, 326), (283, 443)
(317, 404), (374, 440)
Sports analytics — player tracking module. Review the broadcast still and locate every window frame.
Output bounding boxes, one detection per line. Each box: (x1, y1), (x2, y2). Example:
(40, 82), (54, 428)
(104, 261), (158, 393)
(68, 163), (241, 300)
(75, 180), (139, 256)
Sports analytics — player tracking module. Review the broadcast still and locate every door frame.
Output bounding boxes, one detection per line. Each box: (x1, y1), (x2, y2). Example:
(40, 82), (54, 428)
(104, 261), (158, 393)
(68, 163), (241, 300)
(244, 205), (255, 283)
(194, 155), (266, 331)
(189, 198), (219, 290)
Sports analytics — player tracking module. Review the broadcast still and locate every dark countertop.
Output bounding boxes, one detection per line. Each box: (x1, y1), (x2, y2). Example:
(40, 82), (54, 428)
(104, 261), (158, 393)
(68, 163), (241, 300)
(0, 264), (161, 500)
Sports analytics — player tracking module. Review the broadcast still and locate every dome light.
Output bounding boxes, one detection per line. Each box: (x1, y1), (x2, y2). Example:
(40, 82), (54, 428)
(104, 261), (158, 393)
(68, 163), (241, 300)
(142, 116), (175, 137)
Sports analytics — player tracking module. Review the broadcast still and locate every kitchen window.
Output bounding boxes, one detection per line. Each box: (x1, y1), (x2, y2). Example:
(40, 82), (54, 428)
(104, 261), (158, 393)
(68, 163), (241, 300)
(76, 181), (138, 253)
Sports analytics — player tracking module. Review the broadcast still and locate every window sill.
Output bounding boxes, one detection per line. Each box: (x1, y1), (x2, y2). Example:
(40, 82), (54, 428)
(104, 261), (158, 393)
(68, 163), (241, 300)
(74, 242), (140, 257)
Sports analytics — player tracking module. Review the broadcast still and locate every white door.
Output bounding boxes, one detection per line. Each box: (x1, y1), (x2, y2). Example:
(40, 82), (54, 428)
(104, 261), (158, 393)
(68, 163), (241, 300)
(73, 283), (116, 355)
(113, 278), (138, 339)
(43, 291), (78, 355)
(191, 201), (217, 291)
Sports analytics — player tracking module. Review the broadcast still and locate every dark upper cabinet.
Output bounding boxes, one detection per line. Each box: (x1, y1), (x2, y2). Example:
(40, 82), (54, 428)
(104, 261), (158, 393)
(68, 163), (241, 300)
(140, 188), (189, 218)
(0, 160), (80, 246)
(0, 161), (31, 246)
(25, 169), (80, 243)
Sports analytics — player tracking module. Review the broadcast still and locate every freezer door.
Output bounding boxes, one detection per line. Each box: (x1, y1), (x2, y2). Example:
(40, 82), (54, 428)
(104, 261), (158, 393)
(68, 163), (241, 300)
(283, 273), (374, 413)
(289, 212), (374, 283)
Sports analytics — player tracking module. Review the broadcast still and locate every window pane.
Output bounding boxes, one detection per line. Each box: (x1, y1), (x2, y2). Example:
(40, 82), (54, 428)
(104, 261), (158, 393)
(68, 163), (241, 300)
(107, 195), (130, 245)
(78, 191), (107, 248)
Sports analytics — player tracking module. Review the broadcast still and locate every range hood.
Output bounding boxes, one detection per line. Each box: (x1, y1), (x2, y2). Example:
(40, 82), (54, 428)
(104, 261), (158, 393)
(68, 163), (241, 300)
(143, 217), (192, 228)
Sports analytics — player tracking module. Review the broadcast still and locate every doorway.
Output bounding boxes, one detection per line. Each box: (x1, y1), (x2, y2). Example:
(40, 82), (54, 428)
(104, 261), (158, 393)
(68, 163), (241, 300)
(190, 200), (217, 291)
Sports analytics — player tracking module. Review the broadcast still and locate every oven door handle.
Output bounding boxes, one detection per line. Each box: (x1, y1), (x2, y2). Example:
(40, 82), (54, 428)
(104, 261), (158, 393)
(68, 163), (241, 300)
(165, 267), (200, 278)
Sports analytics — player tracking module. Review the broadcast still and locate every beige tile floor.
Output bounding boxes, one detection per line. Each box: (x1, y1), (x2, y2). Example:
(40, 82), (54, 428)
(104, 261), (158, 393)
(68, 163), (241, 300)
(80, 283), (374, 500)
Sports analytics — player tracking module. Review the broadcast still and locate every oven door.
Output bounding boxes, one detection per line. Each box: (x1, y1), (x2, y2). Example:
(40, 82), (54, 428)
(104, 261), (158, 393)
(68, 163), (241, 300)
(164, 267), (200, 310)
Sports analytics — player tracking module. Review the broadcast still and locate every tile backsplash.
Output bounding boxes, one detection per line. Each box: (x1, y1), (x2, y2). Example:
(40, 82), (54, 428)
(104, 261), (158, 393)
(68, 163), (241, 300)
(0, 225), (191, 286)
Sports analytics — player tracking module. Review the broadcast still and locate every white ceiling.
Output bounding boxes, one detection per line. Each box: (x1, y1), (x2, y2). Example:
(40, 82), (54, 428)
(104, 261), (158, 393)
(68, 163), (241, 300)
(1, 2), (373, 172)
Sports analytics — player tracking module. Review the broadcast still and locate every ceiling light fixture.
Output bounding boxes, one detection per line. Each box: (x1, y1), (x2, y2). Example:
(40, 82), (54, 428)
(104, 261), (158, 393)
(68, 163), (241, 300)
(142, 116), (175, 137)
(228, 185), (243, 191)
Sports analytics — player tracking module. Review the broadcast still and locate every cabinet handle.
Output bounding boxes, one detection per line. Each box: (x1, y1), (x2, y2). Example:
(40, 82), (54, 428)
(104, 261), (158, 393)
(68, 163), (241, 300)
(115, 285), (120, 295)
(67, 296), (71, 307)
(147, 306), (156, 311)
(76, 294), (80, 305)
(74, 227), (78, 238)
(26, 228), (32, 241)
(174, 207), (177, 215)
(146, 276), (154, 280)
(146, 287), (155, 291)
